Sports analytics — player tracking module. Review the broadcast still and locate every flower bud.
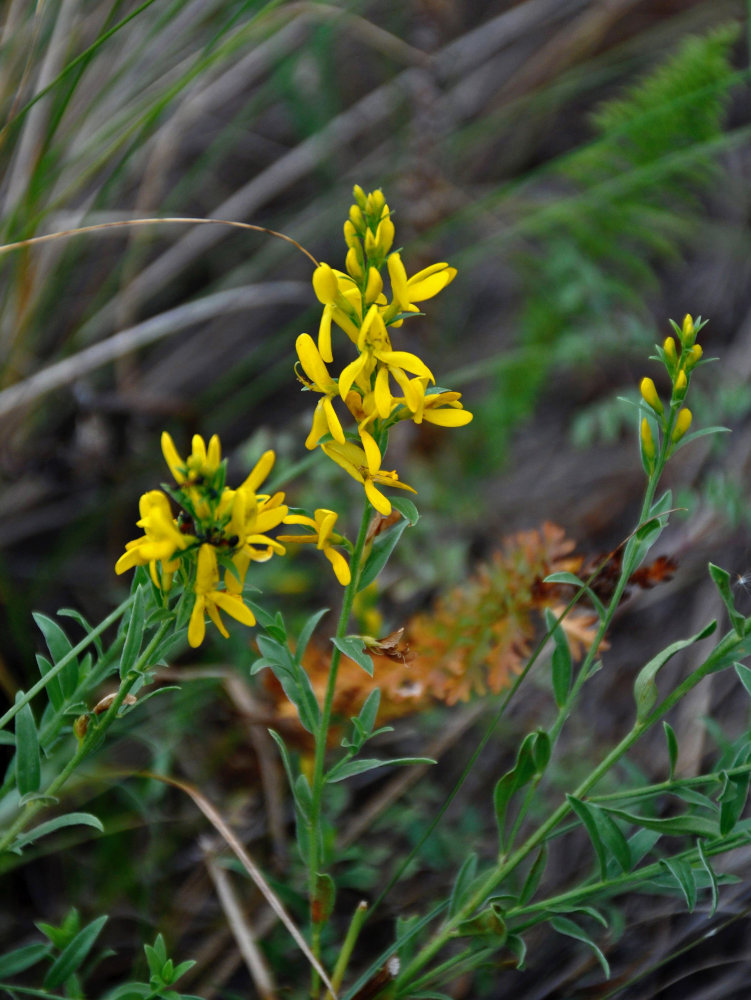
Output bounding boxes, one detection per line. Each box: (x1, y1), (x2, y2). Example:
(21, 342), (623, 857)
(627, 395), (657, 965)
(671, 408), (692, 443)
(312, 263), (339, 305)
(641, 417), (656, 468)
(352, 184), (367, 209)
(673, 370), (687, 396)
(685, 344), (703, 370)
(345, 245), (364, 281)
(74, 714), (89, 741)
(343, 219), (360, 249)
(681, 313), (696, 346)
(364, 266), (383, 304)
(640, 377), (663, 415)
(663, 336), (678, 368)
(349, 204), (365, 232)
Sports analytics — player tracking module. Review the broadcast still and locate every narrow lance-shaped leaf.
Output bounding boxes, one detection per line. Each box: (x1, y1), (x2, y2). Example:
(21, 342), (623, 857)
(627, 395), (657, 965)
(708, 563), (745, 637)
(120, 584), (146, 678)
(550, 915), (610, 979)
(663, 721), (679, 780)
(545, 608), (572, 707)
(43, 914), (108, 988)
(14, 692), (41, 797)
(33, 613), (78, 698)
(634, 621), (717, 721)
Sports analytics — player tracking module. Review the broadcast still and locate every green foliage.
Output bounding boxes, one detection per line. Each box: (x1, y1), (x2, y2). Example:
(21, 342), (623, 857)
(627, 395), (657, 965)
(478, 25), (739, 463)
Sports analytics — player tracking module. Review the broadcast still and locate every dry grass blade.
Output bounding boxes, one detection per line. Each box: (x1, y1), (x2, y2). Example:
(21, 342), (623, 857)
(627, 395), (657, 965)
(204, 842), (278, 1000)
(0, 281), (310, 418)
(143, 771), (338, 999)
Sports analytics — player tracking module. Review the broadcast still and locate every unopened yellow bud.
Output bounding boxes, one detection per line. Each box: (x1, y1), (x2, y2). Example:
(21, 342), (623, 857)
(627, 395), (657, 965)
(671, 408), (692, 443)
(663, 336), (677, 367)
(685, 344), (703, 369)
(366, 189), (385, 215)
(343, 219), (360, 249)
(345, 245), (364, 281)
(352, 184), (367, 208)
(641, 417), (656, 462)
(349, 204), (365, 231)
(312, 263), (339, 305)
(640, 377), (663, 415)
(673, 370), (687, 395)
(681, 313), (696, 346)
(364, 266), (383, 304)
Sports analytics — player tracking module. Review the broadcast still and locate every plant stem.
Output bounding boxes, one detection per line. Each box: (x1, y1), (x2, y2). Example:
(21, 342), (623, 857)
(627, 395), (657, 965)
(308, 502), (372, 995)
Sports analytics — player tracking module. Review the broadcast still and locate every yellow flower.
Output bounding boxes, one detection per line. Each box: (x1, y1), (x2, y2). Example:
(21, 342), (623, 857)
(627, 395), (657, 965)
(161, 431), (221, 486)
(385, 253), (457, 326)
(321, 431), (415, 516)
(188, 544), (256, 647)
(295, 333), (346, 449)
(224, 453), (289, 591)
(338, 304), (434, 404)
(279, 508), (351, 585)
(115, 491), (193, 578)
(395, 377), (473, 427)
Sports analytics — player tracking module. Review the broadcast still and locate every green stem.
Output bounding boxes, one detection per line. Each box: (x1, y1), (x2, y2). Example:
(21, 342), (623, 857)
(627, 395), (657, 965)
(326, 901), (369, 999)
(308, 502), (372, 994)
(397, 416), (728, 991)
(0, 621), (171, 855)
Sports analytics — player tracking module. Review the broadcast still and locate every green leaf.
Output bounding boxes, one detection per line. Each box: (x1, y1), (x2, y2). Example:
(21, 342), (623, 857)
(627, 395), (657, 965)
(494, 730), (548, 849)
(543, 572), (606, 620)
(58, 607), (104, 657)
(44, 914), (108, 988)
(449, 852), (478, 918)
(659, 857), (696, 911)
(14, 692), (41, 797)
(144, 933), (168, 976)
(357, 689), (381, 737)
(454, 903), (507, 941)
(294, 608), (329, 665)
(633, 621), (717, 721)
(567, 796), (609, 879)
(36, 653), (64, 711)
(12, 812), (104, 851)
(294, 773), (313, 825)
(602, 806), (718, 839)
(0, 731), (15, 745)
(327, 756), (433, 783)
(545, 609), (572, 707)
(696, 839), (719, 916)
(357, 502), (416, 592)
(663, 722), (679, 780)
(621, 490), (672, 579)
(708, 563), (745, 637)
(519, 845), (547, 905)
(734, 661), (751, 698)
(0, 942), (52, 977)
(120, 584), (146, 678)
(719, 769), (750, 836)
(331, 635), (374, 676)
(33, 613), (78, 698)
(550, 915), (610, 978)
(506, 933), (527, 970)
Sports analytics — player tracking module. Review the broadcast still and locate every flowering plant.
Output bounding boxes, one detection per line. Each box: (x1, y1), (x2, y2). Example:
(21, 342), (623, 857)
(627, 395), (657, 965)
(3, 189), (751, 1000)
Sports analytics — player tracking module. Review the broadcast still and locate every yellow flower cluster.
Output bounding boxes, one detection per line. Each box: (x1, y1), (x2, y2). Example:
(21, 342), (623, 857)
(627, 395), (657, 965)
(116, 433), (288, 647)
(639, 313), (703, 472)
(296, 185), (472, 515)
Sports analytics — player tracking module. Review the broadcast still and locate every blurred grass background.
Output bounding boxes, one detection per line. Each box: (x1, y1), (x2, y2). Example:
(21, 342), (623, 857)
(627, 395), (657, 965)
(2, 1), (751, 997)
